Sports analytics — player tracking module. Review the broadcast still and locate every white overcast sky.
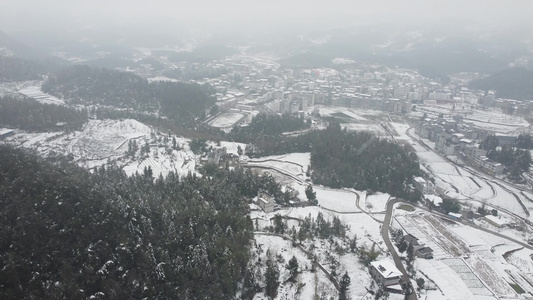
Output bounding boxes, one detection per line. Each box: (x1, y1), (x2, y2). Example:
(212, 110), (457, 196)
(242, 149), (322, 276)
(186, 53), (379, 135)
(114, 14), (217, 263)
(1, 0), (532, 35)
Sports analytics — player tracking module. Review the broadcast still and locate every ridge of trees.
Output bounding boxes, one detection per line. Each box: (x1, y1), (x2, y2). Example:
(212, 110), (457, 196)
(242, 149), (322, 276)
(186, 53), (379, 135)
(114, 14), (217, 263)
(41, 65), (216, 126)
(0, 96), (87, 131)
(0, 146), (289, 299)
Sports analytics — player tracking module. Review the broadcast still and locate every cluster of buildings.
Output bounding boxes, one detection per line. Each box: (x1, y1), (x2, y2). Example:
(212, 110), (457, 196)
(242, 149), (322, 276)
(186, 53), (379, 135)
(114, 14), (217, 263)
(185, 57), (501, 128)
(395, 233), (434, 260)
(414, 114), (516, 176)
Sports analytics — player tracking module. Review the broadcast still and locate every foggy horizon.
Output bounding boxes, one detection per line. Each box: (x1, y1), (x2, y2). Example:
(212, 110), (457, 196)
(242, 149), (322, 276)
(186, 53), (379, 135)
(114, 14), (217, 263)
(2, 0), (533, 46)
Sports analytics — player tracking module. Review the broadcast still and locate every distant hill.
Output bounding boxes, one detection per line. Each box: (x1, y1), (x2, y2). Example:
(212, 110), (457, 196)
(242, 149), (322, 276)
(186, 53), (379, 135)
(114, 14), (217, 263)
(154, 45), (239, 63)
(42, 65), (216, 126)
(469, 67), (533, 100)
(0, 30), (50, 60)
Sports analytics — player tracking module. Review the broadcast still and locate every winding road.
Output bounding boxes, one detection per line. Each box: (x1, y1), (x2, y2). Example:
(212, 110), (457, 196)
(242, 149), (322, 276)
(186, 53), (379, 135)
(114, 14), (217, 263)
(382, 199), (417, 300)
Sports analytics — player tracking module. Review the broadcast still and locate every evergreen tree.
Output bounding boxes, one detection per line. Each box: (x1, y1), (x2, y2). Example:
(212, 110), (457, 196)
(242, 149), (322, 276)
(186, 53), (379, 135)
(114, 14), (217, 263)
(305, 185), (318, 205)
(407, 242), (415, 262)
(350, 235), (358, 253)
(339, 272), (351, 300)
(264, 258), (280, 298)
(272, 214), (286, 234)
(398, 240), (408, 254)
(416, 278), (425, 291)
(286, 256), (299, 282)
(479, 134), (499, 151)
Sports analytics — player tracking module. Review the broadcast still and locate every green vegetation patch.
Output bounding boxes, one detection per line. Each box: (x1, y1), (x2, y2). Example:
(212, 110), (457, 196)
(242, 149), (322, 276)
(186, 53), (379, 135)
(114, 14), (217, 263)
(509, 283), (525, 294)
(399, 204), (415, 211)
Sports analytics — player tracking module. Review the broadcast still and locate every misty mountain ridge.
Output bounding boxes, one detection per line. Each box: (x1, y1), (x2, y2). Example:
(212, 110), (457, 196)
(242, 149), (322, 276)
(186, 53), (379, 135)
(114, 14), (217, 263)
(0, 30), (54, 61)
(469, 67), (533, 100)
(3, 16), (530, 76)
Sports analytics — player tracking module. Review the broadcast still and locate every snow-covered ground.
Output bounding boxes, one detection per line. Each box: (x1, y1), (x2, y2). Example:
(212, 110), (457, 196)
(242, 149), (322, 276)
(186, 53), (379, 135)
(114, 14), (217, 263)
(341, 123), (387, 135)
(4, 119), (197, 178)
(246, 110), (533, 299)
(252, 234), (338, 300)
(251, 204), (387, 299)
(315, 187), (359, 213)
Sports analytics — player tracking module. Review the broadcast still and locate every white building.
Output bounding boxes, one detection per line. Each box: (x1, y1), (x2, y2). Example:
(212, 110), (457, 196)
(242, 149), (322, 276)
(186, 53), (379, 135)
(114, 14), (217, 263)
(413, 177), (434, 195)
(369, 260), (402, 287)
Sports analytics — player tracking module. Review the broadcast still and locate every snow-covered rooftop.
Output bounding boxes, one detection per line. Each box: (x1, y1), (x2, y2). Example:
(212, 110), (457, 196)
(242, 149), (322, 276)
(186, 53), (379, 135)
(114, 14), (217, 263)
(484, 215), (507, 227)
(370, 260), (402, 279)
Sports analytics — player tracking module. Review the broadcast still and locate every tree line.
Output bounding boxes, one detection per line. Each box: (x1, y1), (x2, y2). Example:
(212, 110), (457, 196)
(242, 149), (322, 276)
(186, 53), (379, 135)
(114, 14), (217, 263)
(0, 96), (87, 131)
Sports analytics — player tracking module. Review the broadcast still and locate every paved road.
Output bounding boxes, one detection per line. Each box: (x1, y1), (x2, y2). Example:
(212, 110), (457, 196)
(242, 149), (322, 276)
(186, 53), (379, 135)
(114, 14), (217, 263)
(382, 199), (417, 300)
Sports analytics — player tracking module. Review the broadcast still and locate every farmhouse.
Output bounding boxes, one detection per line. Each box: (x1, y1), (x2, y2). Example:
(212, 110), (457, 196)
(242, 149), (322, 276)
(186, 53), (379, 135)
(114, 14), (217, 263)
(256, 190), (275, 213)
(369, 260), (402, 287)
(398, 233), (434, 259)
(484, 215), (507, 228)
(402, 233), (420, 246)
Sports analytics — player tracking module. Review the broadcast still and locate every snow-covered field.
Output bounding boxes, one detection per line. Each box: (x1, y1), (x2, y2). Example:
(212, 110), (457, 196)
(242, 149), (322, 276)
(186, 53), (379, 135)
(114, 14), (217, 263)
(341, 123), (387, 135)
(363, 192), (390, 213)
(209, 112), (245, 128)
(18, 81), (66, 105)
(413, 105), (530, 135)
(394, 209), (530, 299)
(316, 106), (384, 120)
(246, 113), (533, 299)
(251, 203), (387, 299)
(389, 122), (411, 140)
(315, 187), (359, 213)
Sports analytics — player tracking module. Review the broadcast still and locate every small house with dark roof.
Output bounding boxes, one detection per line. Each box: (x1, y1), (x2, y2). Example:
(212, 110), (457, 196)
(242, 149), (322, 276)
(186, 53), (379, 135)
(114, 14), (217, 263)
(415, 246), (434, 259)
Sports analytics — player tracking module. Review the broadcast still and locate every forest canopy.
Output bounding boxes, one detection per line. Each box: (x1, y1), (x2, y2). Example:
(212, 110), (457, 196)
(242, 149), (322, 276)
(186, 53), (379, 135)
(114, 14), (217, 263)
(236, 118), (421, 200)
(0, 146), (276, 299)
